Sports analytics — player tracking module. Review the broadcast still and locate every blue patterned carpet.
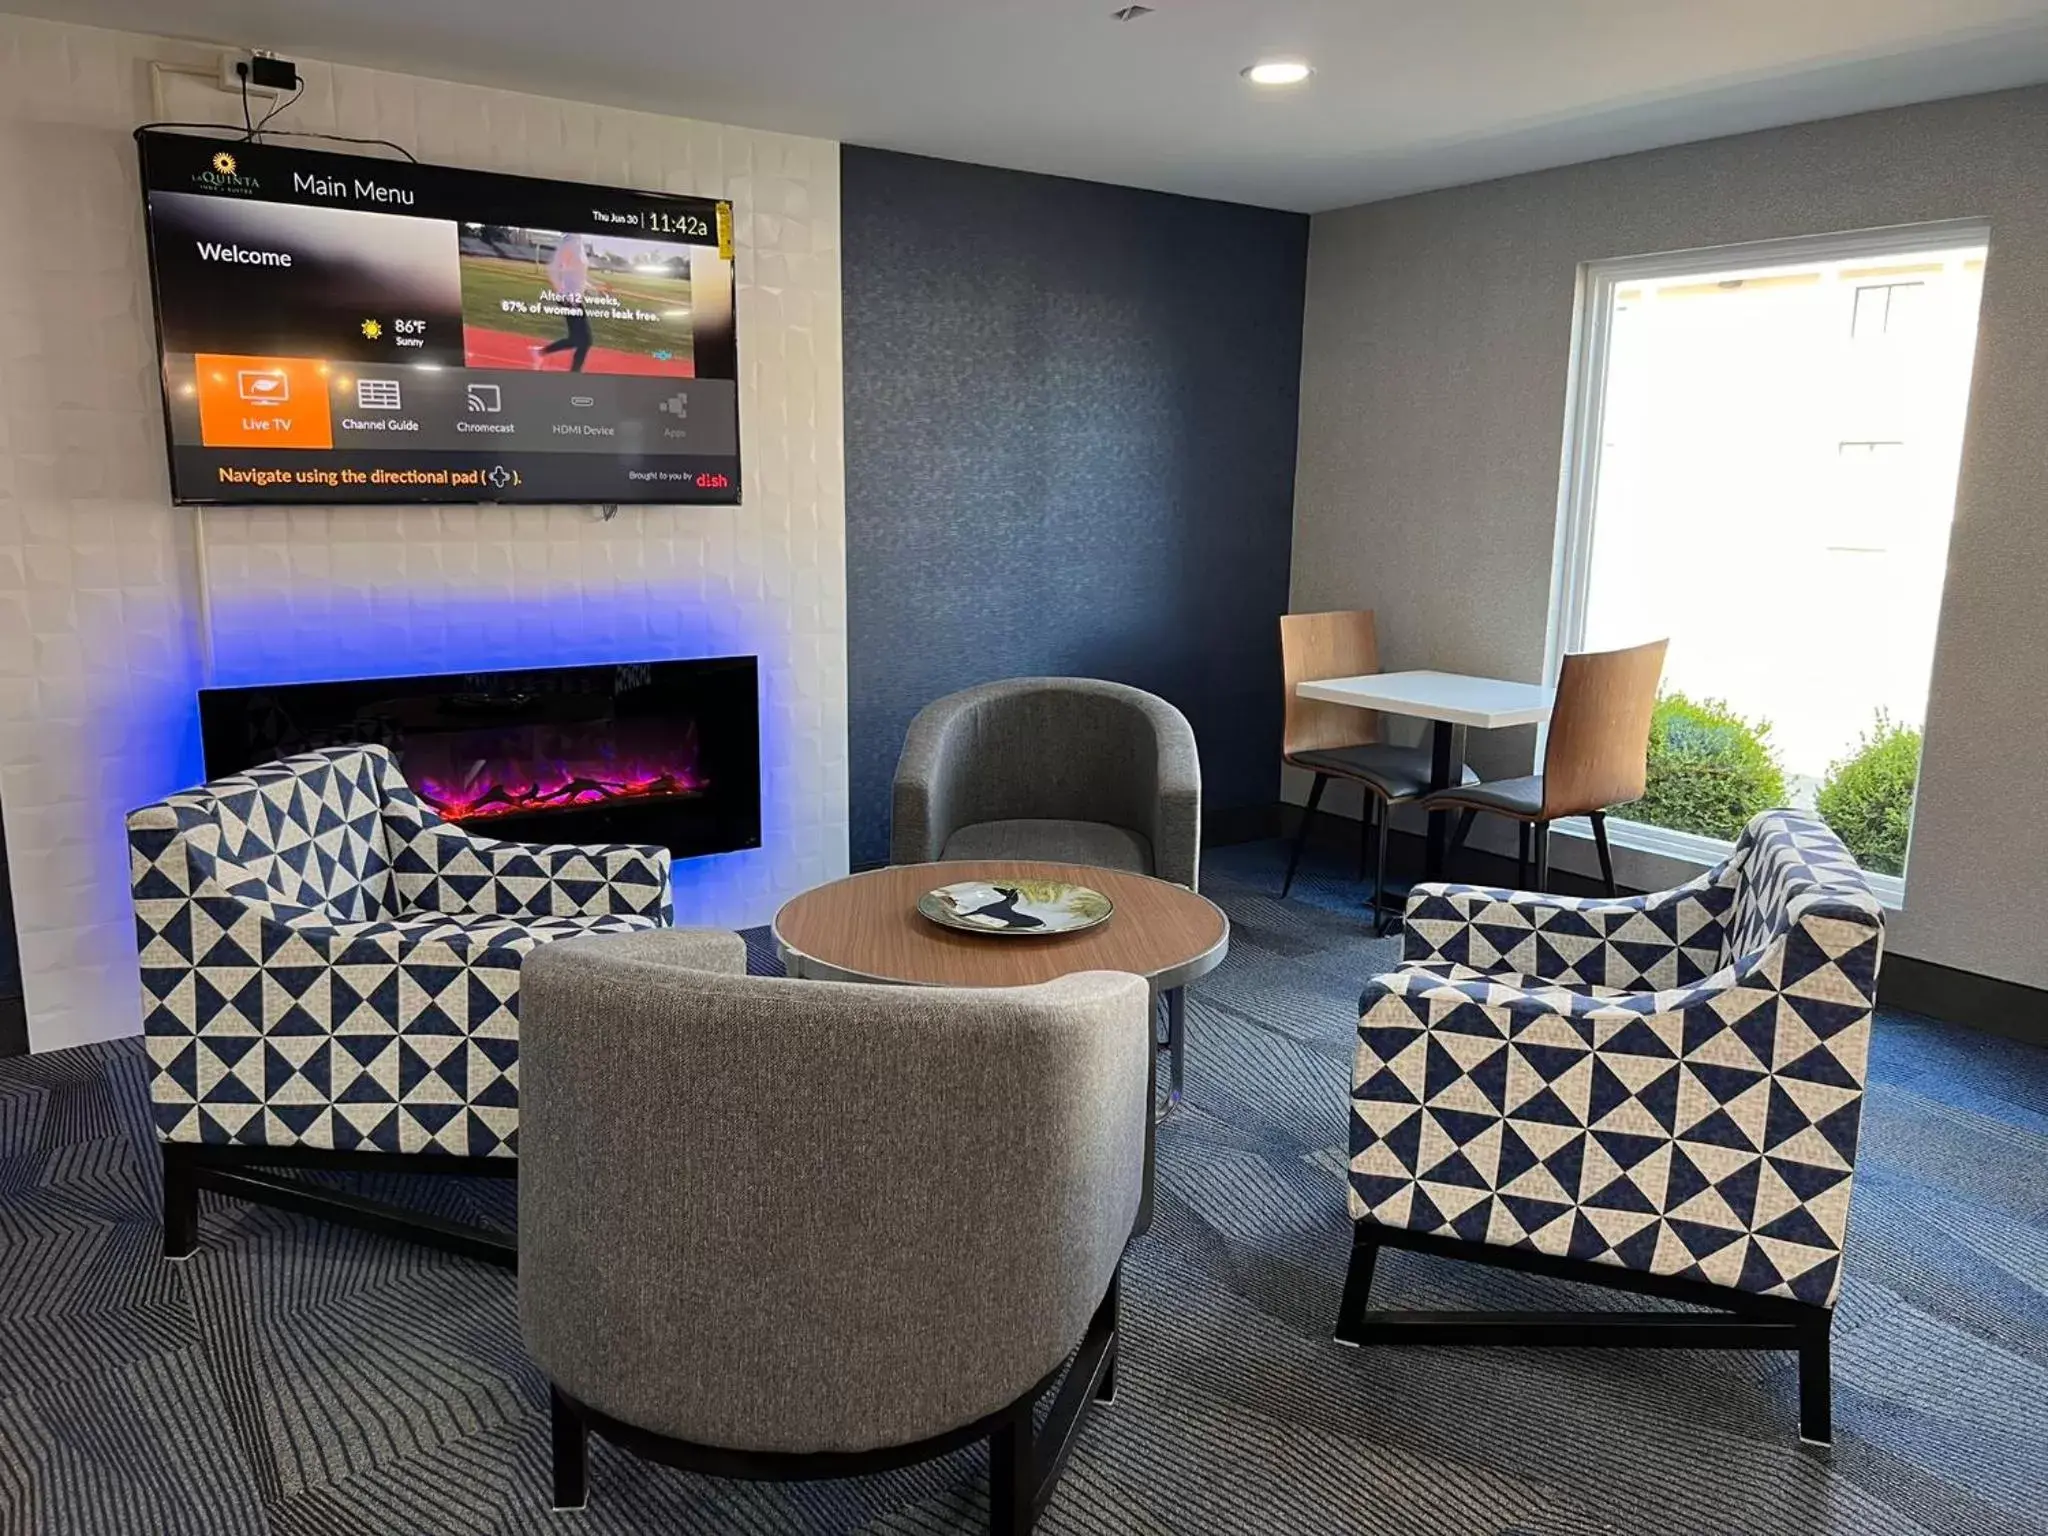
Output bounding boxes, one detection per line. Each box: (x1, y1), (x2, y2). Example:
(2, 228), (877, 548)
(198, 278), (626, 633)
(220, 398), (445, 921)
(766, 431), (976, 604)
(0, 840), (2044, 1534)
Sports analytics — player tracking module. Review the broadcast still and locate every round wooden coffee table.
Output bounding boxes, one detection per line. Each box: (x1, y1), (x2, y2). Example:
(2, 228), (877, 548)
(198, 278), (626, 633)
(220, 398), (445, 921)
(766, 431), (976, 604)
(773, 860), (1230, 1229)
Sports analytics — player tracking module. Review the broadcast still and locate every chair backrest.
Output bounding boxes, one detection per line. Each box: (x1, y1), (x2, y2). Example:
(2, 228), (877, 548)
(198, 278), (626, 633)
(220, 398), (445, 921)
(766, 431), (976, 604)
(517, 932), (1150, 1456)
(1280, 610), (1384, 757)
(901, 677), (1188, 836)
(1725, 809), (1884, 972)
(130, 745), (405, 923)
(1539, 639), (1668, 818)
(1717, 812), (1882, 1307)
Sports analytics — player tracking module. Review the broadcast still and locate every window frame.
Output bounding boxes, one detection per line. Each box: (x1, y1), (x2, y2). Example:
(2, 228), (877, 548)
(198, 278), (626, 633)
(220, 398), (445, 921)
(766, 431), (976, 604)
(1543, 218), (1991, 908)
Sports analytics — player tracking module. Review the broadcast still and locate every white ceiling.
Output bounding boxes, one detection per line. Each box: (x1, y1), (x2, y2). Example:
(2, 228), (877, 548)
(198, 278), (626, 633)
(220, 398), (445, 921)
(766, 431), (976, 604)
(25, 0), (2048, 210)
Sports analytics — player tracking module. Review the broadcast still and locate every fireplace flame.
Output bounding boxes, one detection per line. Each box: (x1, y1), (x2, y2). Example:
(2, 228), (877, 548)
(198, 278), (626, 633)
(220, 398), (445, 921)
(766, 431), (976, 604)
(416, 758), (708, 822)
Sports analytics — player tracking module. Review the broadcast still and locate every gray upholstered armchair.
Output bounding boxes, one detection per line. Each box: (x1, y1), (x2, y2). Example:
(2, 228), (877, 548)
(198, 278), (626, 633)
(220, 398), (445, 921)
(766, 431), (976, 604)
(517, 928), (1149, 1534)
(890, 677), (1202, 889)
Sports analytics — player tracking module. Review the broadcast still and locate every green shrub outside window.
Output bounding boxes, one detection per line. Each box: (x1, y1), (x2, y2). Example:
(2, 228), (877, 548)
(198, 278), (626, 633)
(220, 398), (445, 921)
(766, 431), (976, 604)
(1814, 713), (1921, 876)
(1617, 693), (1788, 842)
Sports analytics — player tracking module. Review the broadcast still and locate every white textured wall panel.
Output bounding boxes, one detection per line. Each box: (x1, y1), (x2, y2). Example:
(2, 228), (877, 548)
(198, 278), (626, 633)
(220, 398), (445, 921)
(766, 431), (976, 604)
(0, 16), (848, 1051)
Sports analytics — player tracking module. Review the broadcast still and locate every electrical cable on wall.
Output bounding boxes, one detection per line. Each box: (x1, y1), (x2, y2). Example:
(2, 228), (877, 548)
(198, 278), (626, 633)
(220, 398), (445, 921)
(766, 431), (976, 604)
(252, 77), (305, 139)
(142, 55), (417, 162)
(191, 508), (217, 687)
(234, 58), (306, 142)
(132, 120), (420, 162)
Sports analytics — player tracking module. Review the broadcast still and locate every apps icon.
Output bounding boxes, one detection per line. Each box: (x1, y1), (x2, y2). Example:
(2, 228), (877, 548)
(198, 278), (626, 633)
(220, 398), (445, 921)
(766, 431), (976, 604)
(658, 394), (687, 417)
(356, 378), (403, 410)
(237, 369), (289, 406)
(466, 383), (502, 413)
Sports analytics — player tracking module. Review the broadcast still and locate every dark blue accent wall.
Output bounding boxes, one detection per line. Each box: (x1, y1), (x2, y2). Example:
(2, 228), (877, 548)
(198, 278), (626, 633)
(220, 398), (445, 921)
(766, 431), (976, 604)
(842, 147), (1308, 868)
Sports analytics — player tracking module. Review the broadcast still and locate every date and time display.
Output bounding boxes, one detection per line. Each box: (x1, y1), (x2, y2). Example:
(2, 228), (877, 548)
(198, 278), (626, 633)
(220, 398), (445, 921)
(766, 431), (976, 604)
(593, 202), (731, 256)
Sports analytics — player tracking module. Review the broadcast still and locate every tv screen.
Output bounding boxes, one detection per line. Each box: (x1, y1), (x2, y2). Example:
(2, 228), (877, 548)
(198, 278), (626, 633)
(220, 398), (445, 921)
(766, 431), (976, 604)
(136, 131), (740, 506)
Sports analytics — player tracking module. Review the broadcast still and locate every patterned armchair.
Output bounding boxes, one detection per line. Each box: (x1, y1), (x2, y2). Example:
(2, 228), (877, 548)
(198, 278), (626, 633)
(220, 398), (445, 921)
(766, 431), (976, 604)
(130, 745), (672, 1259)
(1337, 810), (1884, 1444)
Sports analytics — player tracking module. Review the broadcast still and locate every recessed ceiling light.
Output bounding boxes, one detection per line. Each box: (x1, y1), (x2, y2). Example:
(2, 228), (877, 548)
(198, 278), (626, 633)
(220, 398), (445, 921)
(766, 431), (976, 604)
(1243, 60), (1312, 86)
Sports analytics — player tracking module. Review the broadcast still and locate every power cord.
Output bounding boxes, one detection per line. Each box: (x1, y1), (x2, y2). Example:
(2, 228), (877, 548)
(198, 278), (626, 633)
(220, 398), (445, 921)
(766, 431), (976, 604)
(232, 60), (307, 141)
(131, 122), (420, 163)
(147, 53), (412, 159)
(253, 74), (304, 139)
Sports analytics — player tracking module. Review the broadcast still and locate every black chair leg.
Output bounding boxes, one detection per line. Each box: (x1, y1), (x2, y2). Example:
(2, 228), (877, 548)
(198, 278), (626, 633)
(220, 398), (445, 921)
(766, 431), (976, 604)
(1798, 1318), (1834, 1447)
(1357, 793), (1375, 884)
(989, 1401), (1035, 1536)
(1590, 810), (1618, 897)
(162, 1146), (198, 1260)
(550, 1385), (589, 1511)
(1094, 1269), (1121, 1405)
(1334, 1229), (1380, 1346)
(1532, 822), (1553, 891)
(1448, 808), (1477, 878)
(1281, 774), (1328, 898)
(1371, 800), (1394, 937)
(1516, 821), (1531, 890)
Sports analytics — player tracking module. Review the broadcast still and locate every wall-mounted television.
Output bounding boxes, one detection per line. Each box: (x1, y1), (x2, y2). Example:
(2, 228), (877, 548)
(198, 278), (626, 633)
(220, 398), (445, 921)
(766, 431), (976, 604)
(136, 131), (740, 506)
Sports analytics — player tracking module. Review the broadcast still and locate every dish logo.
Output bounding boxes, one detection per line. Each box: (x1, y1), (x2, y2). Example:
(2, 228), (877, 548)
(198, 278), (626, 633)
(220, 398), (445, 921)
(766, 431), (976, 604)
(193, 149), (260, 194)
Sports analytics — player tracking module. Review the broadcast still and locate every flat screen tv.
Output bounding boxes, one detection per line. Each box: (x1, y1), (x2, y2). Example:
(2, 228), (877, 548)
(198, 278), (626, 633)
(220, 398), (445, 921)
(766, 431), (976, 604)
(136, 131), (740, 506)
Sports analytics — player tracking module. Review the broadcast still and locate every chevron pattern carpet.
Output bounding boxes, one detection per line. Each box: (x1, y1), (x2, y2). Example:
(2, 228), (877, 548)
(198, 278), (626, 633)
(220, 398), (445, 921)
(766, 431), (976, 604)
(1, 844), (2044, 1535)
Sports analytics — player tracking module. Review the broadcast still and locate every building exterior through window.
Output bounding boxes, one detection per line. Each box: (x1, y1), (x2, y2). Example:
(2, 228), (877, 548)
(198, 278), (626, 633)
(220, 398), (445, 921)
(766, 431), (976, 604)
(1553, 225), (1989, 892)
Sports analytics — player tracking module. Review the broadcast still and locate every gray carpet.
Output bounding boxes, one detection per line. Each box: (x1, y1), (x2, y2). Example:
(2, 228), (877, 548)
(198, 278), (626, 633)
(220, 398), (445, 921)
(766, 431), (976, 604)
(2, 844), (2046, 1535)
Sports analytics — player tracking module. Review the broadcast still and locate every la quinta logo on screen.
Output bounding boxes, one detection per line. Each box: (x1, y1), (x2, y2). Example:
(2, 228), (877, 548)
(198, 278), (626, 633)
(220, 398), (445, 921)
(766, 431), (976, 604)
(193, 149), (259, 195)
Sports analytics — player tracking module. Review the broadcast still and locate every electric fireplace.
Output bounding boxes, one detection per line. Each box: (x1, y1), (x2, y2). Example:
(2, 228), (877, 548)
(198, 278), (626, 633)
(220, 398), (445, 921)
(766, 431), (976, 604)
(198, 658), (760, 860)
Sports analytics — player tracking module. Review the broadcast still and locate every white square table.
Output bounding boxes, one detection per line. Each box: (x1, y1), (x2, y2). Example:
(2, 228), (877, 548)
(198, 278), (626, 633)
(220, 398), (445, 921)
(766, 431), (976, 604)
(1294, 670), (1555, 877)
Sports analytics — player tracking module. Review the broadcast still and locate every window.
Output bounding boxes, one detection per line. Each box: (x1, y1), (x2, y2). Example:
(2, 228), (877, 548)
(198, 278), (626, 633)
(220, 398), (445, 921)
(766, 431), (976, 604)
(1850, 279), (1925, 339)
(1551, 224), (1989, 898)
(1830, 442), (1907, 553)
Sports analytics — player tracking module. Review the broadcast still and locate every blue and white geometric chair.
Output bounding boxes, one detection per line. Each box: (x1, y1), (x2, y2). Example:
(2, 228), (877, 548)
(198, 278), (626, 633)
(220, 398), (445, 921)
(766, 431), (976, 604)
(1337, 810), (1884, 1444)
(128, 744), (672, 1263)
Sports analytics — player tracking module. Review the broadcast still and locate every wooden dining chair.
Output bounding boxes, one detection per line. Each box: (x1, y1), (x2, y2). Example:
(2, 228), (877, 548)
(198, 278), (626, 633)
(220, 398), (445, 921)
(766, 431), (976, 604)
(1280, 611), (1473, 932)
(1417, 639), (1667, 895)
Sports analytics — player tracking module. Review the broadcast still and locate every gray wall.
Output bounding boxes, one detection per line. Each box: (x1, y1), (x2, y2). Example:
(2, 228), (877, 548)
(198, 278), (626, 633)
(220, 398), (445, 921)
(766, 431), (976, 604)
(844, 147), (1308, 868)
(1293, 86), (2048, 987)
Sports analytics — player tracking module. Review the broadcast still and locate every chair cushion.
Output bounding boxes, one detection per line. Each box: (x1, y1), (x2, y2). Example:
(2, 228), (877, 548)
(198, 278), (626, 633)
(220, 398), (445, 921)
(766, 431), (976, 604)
(1289, 744), (1479, 802)
(1368, 959), (1632, 1013)
(939, 818), (1154, 875)
(326, 909), (666, 957)
(1420, 773), (1545, 818)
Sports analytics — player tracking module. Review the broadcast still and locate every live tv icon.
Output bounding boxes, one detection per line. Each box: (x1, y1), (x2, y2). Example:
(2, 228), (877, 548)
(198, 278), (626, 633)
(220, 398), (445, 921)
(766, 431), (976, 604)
(194, 354), (333, 448)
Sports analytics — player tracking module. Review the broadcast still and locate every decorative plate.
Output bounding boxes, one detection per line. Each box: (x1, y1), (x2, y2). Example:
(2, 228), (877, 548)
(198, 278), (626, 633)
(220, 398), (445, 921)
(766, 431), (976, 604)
(916, 879), (1114, 937)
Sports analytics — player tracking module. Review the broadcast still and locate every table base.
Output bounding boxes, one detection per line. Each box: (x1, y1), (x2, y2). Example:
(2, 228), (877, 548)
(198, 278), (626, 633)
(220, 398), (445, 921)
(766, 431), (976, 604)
(1156, 988), (1185, 1117)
